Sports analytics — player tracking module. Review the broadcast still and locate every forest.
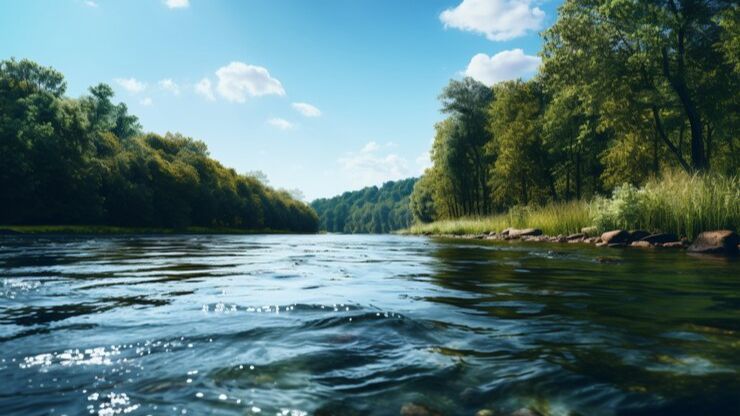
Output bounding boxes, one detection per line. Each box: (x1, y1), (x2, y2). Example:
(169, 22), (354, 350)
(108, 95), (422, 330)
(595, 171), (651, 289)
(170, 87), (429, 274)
(410, 0), (739, 237)
(0, 59), (318, 232)
(311, 178), (416, 233)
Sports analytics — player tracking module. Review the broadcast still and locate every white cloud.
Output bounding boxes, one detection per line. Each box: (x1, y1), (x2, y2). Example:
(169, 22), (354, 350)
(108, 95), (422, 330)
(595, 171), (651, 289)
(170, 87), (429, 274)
(139, 97), (153, 106)
(194, 78), (215, 101)
(215, 61), (285, 103)
(158, 78), (180, 95)
(415, 150), (432, 173)
(464, 48), (541, 85)
(440, 0), (545, 41)
(292, 102), (321, 117)
(339, 142), (410, 188)
(164, 0), (189, 9)
(115, 78), (146, 94)
(267, 118), (293, 130)
(85, 1), (98, 7)
(361, 141), (380, 153)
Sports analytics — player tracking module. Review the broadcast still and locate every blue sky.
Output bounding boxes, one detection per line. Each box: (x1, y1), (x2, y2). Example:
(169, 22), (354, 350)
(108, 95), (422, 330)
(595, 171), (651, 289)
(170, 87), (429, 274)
(0, 0), (561, 200)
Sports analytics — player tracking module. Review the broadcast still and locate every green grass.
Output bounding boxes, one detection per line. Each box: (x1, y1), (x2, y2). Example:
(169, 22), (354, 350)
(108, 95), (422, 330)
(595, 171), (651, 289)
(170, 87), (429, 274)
(402, 200), (592, 236)
(591, 171), (740, 239)
(403, 171), (739, 240)
(0, 225), (308, 235)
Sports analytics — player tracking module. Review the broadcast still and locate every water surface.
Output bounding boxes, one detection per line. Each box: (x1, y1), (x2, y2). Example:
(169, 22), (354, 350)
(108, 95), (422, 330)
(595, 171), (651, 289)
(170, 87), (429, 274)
(0, 234), (738, 415)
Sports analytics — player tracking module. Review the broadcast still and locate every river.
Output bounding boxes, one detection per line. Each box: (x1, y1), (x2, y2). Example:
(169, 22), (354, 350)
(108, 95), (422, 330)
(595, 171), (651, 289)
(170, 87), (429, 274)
(0, 234), (738, 415)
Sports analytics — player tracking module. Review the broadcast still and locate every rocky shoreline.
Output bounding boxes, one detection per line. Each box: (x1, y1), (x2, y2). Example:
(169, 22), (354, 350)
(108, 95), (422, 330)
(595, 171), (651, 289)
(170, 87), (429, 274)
(428, 227), (740, 256)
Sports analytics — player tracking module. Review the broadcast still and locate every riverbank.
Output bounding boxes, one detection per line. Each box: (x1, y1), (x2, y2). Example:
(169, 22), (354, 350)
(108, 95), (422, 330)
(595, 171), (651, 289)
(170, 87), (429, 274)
(407, 226), (739, 256)
(0, 225), (309, 235)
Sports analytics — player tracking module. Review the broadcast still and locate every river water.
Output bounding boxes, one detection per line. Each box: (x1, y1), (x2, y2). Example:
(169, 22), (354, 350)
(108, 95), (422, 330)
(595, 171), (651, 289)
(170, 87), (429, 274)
(0, 234), (738, 416)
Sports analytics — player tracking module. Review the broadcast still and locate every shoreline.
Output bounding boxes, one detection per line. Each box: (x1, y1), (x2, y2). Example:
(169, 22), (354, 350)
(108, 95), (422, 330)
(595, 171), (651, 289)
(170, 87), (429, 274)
(0, 225), (315, 236)
(408, 227), (740, 256)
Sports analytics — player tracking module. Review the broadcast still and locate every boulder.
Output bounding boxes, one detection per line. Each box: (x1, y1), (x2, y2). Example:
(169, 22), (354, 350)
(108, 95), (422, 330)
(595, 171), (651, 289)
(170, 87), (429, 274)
(641, 233), (679, 244)
(400, 403), (440, 416)
(567, 233), (585, 241)
(508, 228), (543, 238)
(631, 241), (653, 248)
(688, 230), (739, 255)
(581, 226), (598, 236)
(601, 230), (631, 245)
(630, 230), (651, 241)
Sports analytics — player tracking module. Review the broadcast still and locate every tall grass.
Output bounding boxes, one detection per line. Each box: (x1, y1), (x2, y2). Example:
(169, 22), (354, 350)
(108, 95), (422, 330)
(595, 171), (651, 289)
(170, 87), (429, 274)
(404, 171), (739, 240)
(402, 200), (591, 236)
(591, 171), (739, 239)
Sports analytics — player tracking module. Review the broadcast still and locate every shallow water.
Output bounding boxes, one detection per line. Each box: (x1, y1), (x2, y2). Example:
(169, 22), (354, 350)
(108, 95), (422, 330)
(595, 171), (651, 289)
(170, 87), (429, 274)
(0, 234), (738, 416)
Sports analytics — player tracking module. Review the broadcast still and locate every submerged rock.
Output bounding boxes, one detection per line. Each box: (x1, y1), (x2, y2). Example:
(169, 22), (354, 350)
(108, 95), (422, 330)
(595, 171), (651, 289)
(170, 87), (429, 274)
(601, 230), (631, 245)
(475, 410), (495, 416)
(641, 233), (679, 244)
(400, 403), (441, 416)
(688, 230), (739, 255)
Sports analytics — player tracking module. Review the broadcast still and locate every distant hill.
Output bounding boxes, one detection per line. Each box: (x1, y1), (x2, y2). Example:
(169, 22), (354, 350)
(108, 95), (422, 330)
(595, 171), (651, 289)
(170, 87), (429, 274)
(311, 178), (417, 233)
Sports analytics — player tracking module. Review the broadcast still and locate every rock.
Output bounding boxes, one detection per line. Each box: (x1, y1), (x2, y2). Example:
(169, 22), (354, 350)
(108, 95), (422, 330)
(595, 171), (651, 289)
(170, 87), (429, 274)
(595, 241), (607, 247)
(601, 230), (631, 245)
(660, 241), (686, 248)
(641, 233), (679, 244)
(629, 230), (650, 240)
(607, 243), (627, 248)
(596, 256), (620, 264)
(630, 241), (653, 248)
(501, 228), (513, 236)
(488, 231), (497, 236)
(508, 228), (543, 238)
(581, 226), (598, 236)
(400, 403), (440, 416)
(567, 233), (585, 240)
(510, 409), (543, 416)
(476, 410), (495, 416)
(688, 230), (739, 255)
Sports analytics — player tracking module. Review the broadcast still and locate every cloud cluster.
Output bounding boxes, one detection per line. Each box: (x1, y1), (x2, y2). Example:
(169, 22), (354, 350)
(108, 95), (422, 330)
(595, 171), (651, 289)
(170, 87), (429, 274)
(440, 0), (545, 41)
(339, 142), (411, 188)
(292, 102), (321, 117)
(267, 118), (294, 130)
(464, 48), (540, 85)
(158, 78), (181, 95)
(115, 78), (146, 94)
(215, 62), (285, 103)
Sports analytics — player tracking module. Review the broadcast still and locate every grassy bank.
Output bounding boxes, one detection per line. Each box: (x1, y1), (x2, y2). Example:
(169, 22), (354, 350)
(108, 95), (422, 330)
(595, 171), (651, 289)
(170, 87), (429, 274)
(403, 172), (739, 240)
(0, 225), (307, 235)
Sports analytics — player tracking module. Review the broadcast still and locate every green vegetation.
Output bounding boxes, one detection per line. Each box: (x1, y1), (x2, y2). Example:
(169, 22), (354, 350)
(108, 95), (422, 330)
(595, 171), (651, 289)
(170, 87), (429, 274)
(0, 59), (318, 233)
(404, 201), (591, 237)
(0, 225), (294, 235)
(406, 172), (740, 240)
(410, 1), (739, 237)
(311, 178), (416, 233)
(592, 171), (739, 240)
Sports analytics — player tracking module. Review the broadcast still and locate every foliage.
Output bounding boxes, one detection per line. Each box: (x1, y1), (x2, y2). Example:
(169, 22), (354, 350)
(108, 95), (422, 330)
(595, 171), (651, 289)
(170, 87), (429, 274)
(311, 178), (416, 233)
(403, 200), (592, 237)
(411, 0), (738, 229)
(0, 59), (318, 232)
(591, 171), (740, 239)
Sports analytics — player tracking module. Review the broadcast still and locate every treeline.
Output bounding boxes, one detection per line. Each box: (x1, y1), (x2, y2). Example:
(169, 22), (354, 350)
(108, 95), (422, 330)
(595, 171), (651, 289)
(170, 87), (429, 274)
(411, 0), (739, 223)
(311, 178), (416, 233)
(0, 59), (318, 232)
